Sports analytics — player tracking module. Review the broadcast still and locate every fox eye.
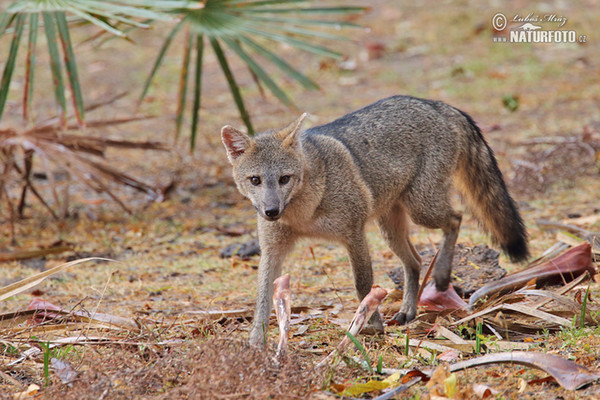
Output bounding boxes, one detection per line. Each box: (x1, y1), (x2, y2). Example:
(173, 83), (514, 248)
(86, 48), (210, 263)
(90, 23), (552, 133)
(279, 175), (291, 185)
(249, 176), (261, 186)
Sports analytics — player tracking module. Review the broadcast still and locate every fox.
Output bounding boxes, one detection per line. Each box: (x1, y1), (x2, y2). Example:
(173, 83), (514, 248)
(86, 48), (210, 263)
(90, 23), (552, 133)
(221, 95), (528, 347)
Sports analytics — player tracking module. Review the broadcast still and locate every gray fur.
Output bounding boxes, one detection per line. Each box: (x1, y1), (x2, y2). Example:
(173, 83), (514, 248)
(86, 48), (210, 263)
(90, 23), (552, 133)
(221, 95), (528, 346)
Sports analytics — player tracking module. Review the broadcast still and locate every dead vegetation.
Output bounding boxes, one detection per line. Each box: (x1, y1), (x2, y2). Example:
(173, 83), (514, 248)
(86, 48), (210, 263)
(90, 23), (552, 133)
(1, 1), (600, 399)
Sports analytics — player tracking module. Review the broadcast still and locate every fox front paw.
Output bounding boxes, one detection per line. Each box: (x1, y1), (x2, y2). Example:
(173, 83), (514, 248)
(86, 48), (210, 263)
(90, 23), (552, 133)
(392, 309), (417, 325)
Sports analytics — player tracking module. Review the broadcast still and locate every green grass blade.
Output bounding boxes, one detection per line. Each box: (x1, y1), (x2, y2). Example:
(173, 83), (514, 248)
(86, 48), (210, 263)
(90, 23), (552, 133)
(345, 331), (373, 374)
(210, 37), (253, 135)
(138, 19), (186, 106)
(190, 34), (204, 150)
(580, 280), (591, 328)
(222, 37), (292, 107)
(175, 28), (193, 142)
(0, 13), (25, 123)
(240, 36), (317, 90)
(43, 12), (67, 126)
(56, 11), (85, 126)
(23, 13), (39, 123)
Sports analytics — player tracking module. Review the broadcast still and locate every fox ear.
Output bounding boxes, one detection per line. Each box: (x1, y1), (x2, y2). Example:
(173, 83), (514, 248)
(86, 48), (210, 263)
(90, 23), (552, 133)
(279, 113), (307, 148)
(221, 125), (252, 163)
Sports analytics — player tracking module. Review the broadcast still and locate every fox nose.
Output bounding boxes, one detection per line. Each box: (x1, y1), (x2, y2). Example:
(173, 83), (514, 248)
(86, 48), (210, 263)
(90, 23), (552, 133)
(265, 208), (279, 218)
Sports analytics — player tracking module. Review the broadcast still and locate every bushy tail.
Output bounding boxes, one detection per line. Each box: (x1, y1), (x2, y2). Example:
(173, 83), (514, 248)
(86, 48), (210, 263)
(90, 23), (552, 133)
(454, 111), (529, 263)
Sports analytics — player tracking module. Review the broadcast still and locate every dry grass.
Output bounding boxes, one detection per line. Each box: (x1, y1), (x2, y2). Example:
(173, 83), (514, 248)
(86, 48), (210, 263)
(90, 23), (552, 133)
(1, 0), (600, 398)
(37, 335), (318, 400)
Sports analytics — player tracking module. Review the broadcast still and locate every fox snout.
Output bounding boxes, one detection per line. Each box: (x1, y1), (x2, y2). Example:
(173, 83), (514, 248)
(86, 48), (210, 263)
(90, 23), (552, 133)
(264, 207), (280, 219)
(259, 198), (284, 221)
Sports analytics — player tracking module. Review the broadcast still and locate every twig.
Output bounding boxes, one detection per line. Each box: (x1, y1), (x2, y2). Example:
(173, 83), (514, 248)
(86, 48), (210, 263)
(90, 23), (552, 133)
(315, 285), (387, 369)
(273, 274), (291, 362)
(416, 249), (438, 303)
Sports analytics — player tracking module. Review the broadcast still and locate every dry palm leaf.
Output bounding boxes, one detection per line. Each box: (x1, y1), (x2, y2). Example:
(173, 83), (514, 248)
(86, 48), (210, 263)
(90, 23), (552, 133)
(0, 94), (169, 222)
(469, 242), (596, 307)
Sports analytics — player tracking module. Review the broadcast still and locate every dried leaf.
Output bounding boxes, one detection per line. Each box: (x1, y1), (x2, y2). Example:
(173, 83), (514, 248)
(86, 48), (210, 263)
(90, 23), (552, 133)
(419, 282), (468, 311)
(0, 245), (71, 262)
(27, 298), (138, 330)
(51, 358), (77, 385)
(469, 242), (596, 307)
(449, 351), (600, 390)
(472, 383), (497, 398)
(0, 258), (109, 302)
(273, 274), (291, 361)
(12, 384), (39, 399)
(342, 379), (390, 396)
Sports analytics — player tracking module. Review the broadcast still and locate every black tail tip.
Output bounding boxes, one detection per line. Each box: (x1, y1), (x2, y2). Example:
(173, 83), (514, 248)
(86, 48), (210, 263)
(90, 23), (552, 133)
(503, 238), (529, 263)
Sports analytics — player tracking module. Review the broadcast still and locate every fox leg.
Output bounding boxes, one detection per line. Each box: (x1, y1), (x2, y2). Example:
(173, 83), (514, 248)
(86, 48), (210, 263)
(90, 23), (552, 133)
(432, 212), (462, 290)
(344, 231), (384, 332)
(250, 220), (296, 347)
(404, 183), (462, 294)
(377, 203), (422, 324)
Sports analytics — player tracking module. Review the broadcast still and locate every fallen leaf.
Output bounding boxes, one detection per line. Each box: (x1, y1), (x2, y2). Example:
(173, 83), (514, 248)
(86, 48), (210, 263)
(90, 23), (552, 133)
(419, 282), (468, 311)
(472, 383), (497, 398)
(51, 358), (77, 385)
(273, 274), (291, 361)
(342, 379), (390, 396)
(448, 351), (600, 390)
(12, 384), (39, 399)
(438, 349), (461, 363)
(469, 242), (596, 307)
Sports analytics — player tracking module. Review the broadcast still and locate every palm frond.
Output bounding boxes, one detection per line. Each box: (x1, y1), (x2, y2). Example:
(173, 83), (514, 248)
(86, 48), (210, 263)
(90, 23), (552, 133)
(0, 13), (25, 122)
(190, 34), (205, 149)
(140, 0), (366, 149)
(0, 0), (177, 126)
(23, 13), (38, 122)
(210, 36), (253, 135)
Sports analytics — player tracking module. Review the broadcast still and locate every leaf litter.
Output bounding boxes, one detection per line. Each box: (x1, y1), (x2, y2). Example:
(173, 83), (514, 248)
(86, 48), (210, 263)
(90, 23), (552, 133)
(1, 2), (600, 399)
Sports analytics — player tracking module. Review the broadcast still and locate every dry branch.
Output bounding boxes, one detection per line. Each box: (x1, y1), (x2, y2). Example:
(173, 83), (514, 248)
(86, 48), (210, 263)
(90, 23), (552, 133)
(316, 285), (387, 369)
(273, 274), (291, 361)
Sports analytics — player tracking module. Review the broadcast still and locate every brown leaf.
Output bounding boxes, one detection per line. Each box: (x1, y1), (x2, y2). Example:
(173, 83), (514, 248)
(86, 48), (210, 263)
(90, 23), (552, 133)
(419, 282), (468, 311)
(51, 358), (77, 385)
(469, 242), (596, 307)
(448, 351), (600, 390)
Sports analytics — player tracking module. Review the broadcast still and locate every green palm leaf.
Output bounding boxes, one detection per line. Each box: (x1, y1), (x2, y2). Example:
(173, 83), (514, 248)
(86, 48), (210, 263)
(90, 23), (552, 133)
(0, 13), (25, 122)
(175, 28), (194, 141)
(210, 36), (253, 135)
(23, 13), (38, 122)
(140, 0), (366, 149)
(190, 34), (205, 149)
(0, 0), (178, 125)
(42, 12), (68, 126)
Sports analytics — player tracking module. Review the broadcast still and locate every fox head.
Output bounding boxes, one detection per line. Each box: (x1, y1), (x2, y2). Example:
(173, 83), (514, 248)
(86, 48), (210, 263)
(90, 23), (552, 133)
(221, 114), (307, 221)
